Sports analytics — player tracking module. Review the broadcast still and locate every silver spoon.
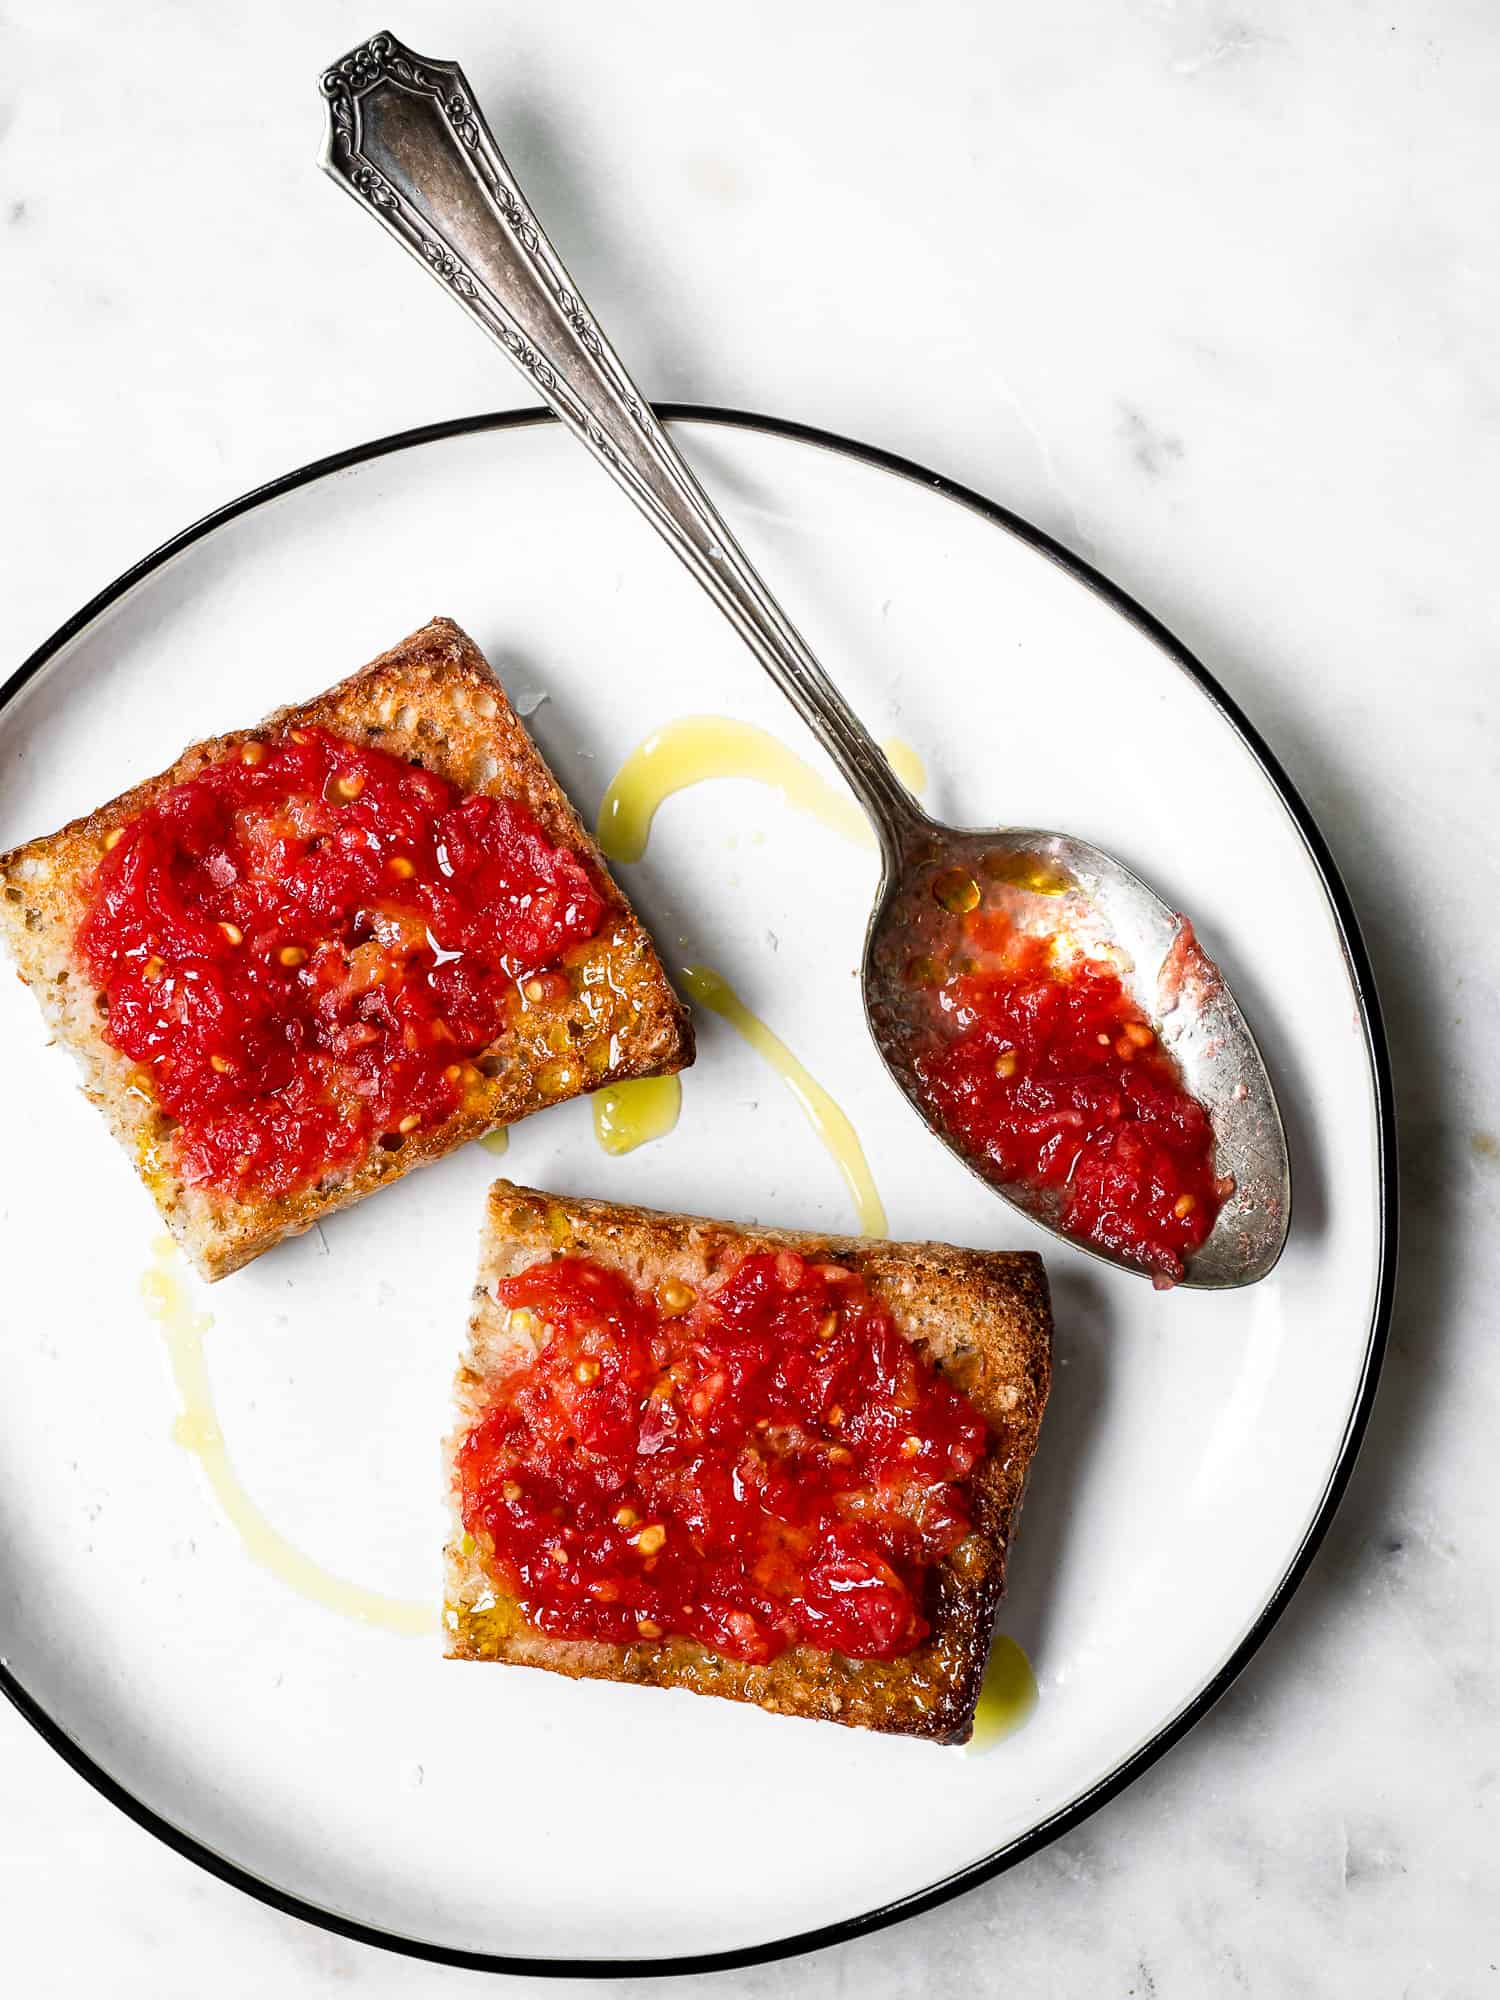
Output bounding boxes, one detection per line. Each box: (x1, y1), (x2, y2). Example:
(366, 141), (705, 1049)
(318, 32), (1290, 1288)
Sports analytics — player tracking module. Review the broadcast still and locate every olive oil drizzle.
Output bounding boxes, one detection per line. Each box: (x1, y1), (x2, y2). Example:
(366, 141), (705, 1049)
(679, 965), (887, 1238)
(142, 1237), (435, 1635)
(593, 716), (925, 1204)
(597, 715), (926, 863)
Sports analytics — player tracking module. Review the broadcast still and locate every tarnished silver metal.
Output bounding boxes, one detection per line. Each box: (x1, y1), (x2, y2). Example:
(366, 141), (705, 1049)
(319, 31), (1290, 1286)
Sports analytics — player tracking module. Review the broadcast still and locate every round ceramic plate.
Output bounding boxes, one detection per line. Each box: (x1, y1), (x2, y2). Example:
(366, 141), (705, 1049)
(0, 411), (1393, 1975)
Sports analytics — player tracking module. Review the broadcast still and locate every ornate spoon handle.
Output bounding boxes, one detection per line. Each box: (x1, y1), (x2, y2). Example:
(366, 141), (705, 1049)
(319, 32), (919, 867)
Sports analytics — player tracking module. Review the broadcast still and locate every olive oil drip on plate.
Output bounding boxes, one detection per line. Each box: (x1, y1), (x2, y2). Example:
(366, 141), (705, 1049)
(597, 715), (926, 864)
(966, 1635), (1038, 1751)
(592, 1074), (683, 1156)
(679, 965), (887, 1239)
(142, 1237), (435, 1635)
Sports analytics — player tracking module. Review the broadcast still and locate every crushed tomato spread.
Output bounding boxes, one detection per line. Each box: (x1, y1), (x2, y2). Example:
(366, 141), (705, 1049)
(913, 902), (1224, 1283)
(77, 726), (605, 1197)
(456, 1250), (990, 1663)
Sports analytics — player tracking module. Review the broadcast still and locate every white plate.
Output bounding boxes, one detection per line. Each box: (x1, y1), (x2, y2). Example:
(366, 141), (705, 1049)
(0, 411), (1393, 1975)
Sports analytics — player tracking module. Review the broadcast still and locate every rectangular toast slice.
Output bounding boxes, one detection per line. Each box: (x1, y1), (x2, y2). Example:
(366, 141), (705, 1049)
(0, 619), (693, 1280)
(445, 1182), (1052, 1743)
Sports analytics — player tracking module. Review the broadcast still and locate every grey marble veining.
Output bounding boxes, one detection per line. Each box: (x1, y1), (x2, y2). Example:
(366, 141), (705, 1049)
(3, 1), (1497, 1994)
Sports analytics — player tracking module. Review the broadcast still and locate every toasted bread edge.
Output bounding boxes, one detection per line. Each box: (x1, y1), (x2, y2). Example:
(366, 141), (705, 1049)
(444, 1182), (1052, 1744)
(0, 620), (694, 1280)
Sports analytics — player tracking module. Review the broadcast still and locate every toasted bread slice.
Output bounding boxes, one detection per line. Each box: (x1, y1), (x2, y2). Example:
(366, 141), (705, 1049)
(0, 620), (693, 1280)
(446, 1182), (1052, 1743)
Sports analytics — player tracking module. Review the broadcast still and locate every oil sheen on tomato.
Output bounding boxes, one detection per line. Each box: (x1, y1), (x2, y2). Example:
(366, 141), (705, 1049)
(456, 1251), (990, 1664)
(77, 726), (605, 1196)
(915, 908), (1223, 1283)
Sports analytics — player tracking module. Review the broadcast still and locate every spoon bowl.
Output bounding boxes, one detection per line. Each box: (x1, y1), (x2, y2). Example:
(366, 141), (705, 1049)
(862, 816), (1290, 1287)
(320, 32), (1292, 1285)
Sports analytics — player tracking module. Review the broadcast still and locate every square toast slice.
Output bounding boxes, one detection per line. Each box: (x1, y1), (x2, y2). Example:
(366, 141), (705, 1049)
(445, 1182), (1052, 1743)
(0, 619), (693, 1280)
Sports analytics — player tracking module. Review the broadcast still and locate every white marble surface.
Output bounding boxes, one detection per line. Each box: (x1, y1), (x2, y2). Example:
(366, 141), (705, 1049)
(2, 1), (1496, 1993)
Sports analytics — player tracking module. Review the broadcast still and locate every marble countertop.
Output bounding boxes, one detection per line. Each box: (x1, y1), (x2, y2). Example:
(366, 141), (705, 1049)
(3, 2), (1496, 1994)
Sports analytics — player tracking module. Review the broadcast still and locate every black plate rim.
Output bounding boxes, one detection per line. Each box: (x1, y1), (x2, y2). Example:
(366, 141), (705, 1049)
(0, 404), (1398, 1979)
